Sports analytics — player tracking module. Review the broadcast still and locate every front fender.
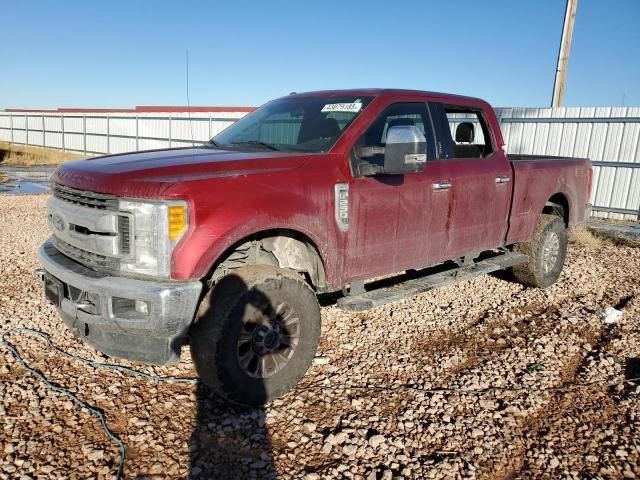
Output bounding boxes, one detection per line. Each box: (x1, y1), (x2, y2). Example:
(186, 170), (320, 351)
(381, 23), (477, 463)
(175, 215), (332, 282)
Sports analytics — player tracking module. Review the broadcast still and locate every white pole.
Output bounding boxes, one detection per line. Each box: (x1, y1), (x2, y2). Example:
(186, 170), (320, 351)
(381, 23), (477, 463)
(552, 0), (578, 108)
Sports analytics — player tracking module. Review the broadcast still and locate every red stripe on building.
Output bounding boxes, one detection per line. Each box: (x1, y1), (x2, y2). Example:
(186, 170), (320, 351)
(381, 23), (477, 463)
(4, 106), (256, 113)
(134, 106), (256, 112)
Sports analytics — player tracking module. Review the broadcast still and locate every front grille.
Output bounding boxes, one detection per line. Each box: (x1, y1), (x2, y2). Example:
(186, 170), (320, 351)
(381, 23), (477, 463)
(118, 216), (131, 255)
(52, 237), (120, 271)
(52, 183), (118, 211)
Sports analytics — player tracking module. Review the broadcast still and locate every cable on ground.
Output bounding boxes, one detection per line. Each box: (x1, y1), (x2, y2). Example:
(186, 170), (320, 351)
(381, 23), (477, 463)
(0, 327), (199, 480)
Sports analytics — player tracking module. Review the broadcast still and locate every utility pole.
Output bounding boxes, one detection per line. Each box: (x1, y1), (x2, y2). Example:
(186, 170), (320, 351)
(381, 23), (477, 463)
(551, 0), (578, 108)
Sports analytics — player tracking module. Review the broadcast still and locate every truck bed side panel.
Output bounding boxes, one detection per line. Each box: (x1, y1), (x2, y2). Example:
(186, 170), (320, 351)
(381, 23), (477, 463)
(506, 156), (590, 244)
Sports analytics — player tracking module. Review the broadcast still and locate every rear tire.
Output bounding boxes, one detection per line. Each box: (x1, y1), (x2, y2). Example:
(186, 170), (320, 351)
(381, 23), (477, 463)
(513, 214), (567, 288)
(190, 265), (320, 407)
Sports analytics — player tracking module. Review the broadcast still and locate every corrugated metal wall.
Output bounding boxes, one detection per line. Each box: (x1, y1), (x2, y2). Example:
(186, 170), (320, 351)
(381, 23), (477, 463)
(1, 107), (639, 219)
(497, 107), (640, 220)
(0, 111), (245, 155)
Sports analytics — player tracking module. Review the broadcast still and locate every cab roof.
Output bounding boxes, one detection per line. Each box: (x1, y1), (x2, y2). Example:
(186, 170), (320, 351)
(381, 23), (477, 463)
(286, 88), (488, 106)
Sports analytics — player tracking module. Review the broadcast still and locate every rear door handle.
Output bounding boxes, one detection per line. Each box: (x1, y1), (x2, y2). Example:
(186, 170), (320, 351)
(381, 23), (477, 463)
(496, 175), (511, 184)
(432, 181), (452, 191)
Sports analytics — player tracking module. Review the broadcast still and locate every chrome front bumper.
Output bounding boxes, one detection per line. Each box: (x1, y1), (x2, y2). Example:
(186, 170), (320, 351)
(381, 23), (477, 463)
(38, 239), (203, 365)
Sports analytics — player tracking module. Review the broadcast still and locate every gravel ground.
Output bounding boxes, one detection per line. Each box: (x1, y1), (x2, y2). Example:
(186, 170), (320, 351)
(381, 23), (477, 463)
(1, 194), (639, 480)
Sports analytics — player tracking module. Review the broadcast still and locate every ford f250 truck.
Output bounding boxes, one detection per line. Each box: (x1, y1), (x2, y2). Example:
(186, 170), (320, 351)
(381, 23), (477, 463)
(39, 89), (592, 406)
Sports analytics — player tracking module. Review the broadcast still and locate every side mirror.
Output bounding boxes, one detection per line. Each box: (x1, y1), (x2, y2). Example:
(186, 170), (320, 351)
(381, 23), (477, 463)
(383, 125), (427, 174)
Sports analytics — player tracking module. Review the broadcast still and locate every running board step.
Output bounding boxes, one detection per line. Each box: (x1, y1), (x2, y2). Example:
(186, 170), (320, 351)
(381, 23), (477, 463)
(336, 252), (529, 312)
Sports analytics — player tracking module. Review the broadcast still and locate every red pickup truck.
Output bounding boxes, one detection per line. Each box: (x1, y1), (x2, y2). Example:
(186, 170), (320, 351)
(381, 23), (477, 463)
(39, 89), (592, 406)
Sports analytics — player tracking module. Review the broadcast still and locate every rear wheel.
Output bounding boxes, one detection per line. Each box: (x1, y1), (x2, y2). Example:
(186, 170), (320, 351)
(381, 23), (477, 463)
(190, 265), (320, 406)
(513, 214), (568, 288)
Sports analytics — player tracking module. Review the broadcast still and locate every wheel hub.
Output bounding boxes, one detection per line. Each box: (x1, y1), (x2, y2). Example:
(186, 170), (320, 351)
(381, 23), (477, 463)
(541, 231), (560, 274)
(236, 301), (301, 379)
(252, 323), (282, 354)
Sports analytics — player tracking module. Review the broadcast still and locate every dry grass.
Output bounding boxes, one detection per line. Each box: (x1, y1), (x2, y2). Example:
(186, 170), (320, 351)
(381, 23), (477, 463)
(0, 141), (82, 166)
(569, 227), (605, 247)
(570, 225), (640, 249)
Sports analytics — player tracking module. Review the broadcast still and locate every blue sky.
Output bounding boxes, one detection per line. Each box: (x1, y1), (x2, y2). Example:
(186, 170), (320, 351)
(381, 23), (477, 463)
(2, 0), (639, 109)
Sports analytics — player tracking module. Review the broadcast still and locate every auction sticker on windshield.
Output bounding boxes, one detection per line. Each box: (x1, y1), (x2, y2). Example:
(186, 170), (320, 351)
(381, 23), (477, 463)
(321, 102), (362, 113)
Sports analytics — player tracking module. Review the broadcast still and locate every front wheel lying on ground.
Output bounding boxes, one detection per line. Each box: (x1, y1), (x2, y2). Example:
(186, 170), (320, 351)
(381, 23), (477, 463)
(513, 213), (568, 288)
(190, 265), (321, 407)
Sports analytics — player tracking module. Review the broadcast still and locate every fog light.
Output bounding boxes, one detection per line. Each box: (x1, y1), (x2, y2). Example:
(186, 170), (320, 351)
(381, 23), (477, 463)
(112, 297), (150, 319)
(135, 300), (149, 315)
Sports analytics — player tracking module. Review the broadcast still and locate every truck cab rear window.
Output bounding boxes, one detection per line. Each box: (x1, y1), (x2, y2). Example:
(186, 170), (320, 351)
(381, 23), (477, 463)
(444, 107), (494, 158)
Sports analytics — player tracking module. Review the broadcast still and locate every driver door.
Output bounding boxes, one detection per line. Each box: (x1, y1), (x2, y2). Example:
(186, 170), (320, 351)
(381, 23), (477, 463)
(345, 102), (448, 279)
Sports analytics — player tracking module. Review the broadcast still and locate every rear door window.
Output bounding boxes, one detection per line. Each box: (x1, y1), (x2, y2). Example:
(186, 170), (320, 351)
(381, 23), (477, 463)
(443, 107), (494, 158)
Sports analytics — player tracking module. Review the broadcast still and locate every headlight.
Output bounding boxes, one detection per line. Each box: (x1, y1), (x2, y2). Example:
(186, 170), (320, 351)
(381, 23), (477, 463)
(118, 199), (189, 278)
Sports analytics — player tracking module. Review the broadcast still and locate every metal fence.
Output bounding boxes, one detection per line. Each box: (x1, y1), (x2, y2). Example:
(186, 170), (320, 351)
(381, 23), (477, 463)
(0, 111), (246, 155)
(1, 107), (639, 219)
(497, 107), (640, 220)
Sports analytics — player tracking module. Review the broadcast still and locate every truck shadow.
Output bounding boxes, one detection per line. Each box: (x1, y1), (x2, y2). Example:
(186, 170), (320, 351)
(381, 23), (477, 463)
(189, 385), (276, 479)
(625, 357), (640, 384)
(189, 273), (278, 479)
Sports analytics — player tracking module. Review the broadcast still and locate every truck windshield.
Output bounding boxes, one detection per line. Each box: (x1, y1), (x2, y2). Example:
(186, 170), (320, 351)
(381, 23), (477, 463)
(212, 96), (373, 153)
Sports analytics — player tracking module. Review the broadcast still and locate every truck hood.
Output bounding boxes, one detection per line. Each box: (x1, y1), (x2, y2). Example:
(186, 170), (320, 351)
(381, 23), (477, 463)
(53, 147), (313, 198)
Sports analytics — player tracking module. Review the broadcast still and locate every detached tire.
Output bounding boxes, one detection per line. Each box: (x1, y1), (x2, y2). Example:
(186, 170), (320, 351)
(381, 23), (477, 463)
(190, 265), (320, 407)
(513, 214), (568, 288)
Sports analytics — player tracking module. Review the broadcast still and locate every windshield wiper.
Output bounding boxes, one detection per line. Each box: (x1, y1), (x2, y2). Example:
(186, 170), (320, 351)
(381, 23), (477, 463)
(205, 140), (222, 148)
(230, 140), (281, 151)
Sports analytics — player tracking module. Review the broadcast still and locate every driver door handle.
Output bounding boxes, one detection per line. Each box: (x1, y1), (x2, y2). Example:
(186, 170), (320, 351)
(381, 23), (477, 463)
(432, 180), (452, 191)
(496, 175), (511, 184)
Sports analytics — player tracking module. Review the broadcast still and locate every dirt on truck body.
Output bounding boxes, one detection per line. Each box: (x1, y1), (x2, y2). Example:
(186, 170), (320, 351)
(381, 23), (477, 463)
(38, 89), (592, 406)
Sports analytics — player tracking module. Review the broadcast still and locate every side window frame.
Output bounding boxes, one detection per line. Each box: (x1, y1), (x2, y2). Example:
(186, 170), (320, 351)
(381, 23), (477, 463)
(429, 102), (497, 160)
(428, 102), (456, 159)
(350, 101), (437, 177)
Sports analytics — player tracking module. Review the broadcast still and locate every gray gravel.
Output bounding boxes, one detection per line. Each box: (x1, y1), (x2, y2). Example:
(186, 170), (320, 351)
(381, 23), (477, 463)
(1, 194), (639, 479)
